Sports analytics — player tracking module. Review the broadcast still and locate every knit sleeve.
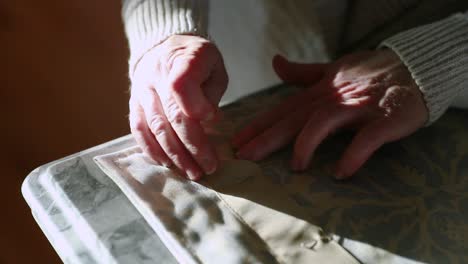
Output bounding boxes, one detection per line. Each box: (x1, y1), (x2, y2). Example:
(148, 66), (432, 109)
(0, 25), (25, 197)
(122, 0), (209, 75)
(380, 12), (468, 125)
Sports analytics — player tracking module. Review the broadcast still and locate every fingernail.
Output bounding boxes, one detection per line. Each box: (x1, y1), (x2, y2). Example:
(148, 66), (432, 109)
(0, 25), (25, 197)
(186, 169), (201, 181)
(200, 158), (217, 175)
(162, 161), (173, 168)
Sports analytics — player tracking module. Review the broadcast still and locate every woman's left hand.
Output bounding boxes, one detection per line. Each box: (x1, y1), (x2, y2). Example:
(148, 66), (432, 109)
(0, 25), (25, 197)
(232, 50), (429, 179)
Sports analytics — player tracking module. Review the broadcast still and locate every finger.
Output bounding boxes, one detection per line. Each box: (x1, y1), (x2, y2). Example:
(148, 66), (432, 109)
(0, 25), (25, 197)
(291, 105), (359, 171)
(162, 96), (219, 175)
(129, 98), (172, 167)
(231, 91), (304, 148)
(236, 102), (320, 161)
(166, 44), (221, 120)
(273, 54), (326, 85)
(202, 59), (229, 108)
(153, 76), (219, 176)
(334, 119), (397, 179)
(231, 86), (327, 149)
(138, 87), (204, 180)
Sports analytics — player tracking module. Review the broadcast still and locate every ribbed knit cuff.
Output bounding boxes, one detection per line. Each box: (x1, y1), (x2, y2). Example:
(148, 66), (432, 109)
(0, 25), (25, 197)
(122, 0), (209, 76)
(380, 13), (468, 126)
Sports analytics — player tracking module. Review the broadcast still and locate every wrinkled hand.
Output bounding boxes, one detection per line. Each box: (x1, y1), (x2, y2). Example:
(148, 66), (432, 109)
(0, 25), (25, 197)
(129, 35), (228, 180)
(232, 50), (428, 179)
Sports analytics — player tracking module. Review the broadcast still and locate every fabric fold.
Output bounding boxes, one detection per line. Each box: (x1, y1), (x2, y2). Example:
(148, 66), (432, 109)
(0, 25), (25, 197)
(94, 146), (359, 264)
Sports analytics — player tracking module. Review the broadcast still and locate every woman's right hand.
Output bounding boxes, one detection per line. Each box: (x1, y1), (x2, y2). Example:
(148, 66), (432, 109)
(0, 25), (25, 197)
(129, 35), (228, 180)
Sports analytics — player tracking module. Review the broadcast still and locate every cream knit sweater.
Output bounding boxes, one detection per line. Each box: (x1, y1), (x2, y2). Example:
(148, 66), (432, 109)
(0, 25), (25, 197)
(121, 0), (468, 125)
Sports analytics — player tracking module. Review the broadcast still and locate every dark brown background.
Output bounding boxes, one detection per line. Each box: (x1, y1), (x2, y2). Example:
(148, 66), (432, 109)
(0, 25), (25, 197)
(1, 1), (130, 263)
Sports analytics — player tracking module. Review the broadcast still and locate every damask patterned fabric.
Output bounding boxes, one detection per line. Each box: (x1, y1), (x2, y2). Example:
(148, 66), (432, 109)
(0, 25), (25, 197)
(96, 84), (468, 263)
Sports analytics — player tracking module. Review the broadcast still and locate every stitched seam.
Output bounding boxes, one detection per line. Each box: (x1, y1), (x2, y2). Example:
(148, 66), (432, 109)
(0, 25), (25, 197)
(212, 191), (285, 264)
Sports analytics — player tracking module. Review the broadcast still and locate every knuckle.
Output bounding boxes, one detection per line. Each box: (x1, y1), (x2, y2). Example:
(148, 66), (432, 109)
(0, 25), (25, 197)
(148, 114), (168, 136)
(164, 48), (184, 71)
(198, 41), (216, 55)
(332, 72), (351, 88)
(165, 103), (185, 125)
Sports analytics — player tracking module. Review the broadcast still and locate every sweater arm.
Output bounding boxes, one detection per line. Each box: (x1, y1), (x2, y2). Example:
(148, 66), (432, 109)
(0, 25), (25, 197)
(122, 0), (209, 75)
(380, 11), (468, 125)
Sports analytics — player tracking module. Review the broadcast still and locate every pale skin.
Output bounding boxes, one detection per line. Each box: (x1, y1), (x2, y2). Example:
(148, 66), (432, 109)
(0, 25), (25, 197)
(129, 35), (428, 180)
(129, 35), (227, 180)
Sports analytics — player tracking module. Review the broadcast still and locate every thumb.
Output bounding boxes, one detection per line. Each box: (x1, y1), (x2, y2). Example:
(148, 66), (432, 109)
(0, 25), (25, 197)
(272, 54), (326, 85)
(167, 56), (216, 121)
(202, 59), (229, 109)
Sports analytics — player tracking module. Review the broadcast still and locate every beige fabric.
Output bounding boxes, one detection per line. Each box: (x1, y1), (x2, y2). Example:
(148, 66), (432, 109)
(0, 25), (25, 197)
(94, 143), (359, 263)
(95, 147), (274, 264)
(210, 170), (358, 264)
